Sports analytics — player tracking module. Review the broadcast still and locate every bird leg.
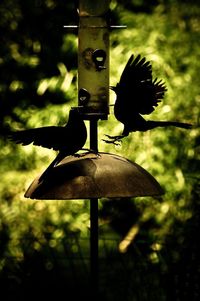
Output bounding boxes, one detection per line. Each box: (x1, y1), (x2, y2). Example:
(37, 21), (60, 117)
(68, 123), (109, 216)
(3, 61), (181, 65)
(102, 134), (125, 145)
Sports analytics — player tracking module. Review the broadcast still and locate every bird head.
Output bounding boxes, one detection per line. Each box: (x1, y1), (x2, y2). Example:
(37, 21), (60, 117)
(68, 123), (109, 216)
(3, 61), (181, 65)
(69, 107), (81, 119)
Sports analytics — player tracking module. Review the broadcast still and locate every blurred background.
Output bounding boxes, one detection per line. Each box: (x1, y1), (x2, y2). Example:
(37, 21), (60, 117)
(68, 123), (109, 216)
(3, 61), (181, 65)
(0, 0), (199, 300)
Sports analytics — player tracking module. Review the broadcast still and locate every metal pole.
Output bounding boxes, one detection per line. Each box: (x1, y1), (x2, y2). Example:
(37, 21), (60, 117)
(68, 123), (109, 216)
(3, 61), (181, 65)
(78, 1), (110, 298)
(90, 197), (99, 298)
(89, 118), (99, 299)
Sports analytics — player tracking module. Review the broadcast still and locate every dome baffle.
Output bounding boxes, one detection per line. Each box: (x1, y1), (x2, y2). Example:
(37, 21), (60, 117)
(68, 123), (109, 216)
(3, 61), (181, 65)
(24, 152), (164, 200)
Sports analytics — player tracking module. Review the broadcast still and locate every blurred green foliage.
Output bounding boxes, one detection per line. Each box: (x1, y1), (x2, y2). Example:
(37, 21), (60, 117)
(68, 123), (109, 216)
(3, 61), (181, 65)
(0, 0), (200, 300)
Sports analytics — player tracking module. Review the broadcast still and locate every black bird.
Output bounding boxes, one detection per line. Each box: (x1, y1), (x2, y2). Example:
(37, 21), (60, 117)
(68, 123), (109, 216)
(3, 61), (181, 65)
(9, 107), (87, 182)
(104, 54), (192, 144)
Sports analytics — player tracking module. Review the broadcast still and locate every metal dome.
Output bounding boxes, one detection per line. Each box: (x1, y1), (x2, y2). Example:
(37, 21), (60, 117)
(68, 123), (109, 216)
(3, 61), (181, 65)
(25, 152), (163, 200)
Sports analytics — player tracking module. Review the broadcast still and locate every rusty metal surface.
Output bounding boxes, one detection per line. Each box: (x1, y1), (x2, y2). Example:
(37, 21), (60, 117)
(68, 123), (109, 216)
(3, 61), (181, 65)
(25, 152), (163, 200)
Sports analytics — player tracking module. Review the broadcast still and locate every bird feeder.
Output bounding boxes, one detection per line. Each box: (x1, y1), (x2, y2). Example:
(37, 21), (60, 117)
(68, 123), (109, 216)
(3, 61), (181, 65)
(24, 0), (163, 299)
(78, 0), (109, 119)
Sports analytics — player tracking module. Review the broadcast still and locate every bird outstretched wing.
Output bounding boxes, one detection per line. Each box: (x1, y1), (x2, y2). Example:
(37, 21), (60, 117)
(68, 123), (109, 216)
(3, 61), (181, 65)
(9, 126), (72, 151)
(9, 108), (88, 181)
(119, 54), (152, 85)
(114, 54), (167, 115)
(9, 108), (87, 158)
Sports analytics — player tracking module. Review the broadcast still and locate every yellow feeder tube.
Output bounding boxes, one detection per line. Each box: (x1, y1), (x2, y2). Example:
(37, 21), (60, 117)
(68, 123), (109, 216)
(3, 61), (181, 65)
(78, 0), (110, 119)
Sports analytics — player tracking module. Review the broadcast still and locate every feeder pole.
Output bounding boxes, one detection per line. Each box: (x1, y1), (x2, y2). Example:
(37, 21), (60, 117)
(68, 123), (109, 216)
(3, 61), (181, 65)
(78, 0), (110, 299)
(89, 119), (99, 299)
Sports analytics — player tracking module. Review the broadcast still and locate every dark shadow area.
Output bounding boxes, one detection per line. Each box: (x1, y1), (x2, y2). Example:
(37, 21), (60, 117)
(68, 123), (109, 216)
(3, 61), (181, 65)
(0, 0), (79, 134)
(1, 190), (199, 301)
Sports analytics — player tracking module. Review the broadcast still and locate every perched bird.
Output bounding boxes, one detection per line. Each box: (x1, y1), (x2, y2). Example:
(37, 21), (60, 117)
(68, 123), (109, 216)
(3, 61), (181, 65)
(104, 54), (192, 144)
(9, 107), (87, 182)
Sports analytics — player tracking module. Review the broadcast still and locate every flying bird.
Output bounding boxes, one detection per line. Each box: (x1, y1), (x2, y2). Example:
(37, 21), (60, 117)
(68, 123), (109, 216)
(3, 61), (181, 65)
(104, 54), (192, 144)
(9, 107), (87, 182)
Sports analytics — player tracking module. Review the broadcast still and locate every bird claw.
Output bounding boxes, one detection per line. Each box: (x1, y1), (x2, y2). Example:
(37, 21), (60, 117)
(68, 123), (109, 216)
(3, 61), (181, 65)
(73, 153), (82, 158)
(87, 149), (101, 158)
(102, 139), (121, 146)
(102, 135), (122, 146)
(77, 148), (101, 158)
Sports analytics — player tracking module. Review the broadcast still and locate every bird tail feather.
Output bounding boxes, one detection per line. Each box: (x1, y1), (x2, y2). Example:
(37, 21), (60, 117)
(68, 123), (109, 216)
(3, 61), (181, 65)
(38, 153), (64, 183)
(147, 121), (192, 129)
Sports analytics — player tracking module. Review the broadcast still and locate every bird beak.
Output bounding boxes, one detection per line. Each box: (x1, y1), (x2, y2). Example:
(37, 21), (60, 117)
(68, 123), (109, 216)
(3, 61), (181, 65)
(109, 86), (116, 91)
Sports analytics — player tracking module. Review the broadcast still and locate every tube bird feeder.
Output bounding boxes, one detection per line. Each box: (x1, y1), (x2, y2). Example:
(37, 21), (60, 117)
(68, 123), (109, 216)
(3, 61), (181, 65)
(78, 0), (110, 119)
(24, 0), (163, 299)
